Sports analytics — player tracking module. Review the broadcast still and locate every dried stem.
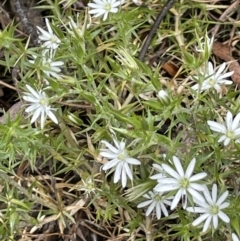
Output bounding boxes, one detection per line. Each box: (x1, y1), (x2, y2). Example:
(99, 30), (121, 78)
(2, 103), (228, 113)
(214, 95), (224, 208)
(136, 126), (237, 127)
(11, 0), (39, 46)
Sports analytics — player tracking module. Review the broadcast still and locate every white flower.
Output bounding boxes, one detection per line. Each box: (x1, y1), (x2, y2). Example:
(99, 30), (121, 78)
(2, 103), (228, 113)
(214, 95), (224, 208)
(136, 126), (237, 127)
(23, 85), (58, 129)
(154, 156), (207, 210)
(186, 184), (230, 233)
(207, 111), (240, 146)
(100, 138), (140, 188)
(37, 18), (61, 56)
(29, 55), (64, 80)
(88, 0), (124, 21)
(191, 62), (233, 92)
(232, 233), (240, 241)
(137, 190), (173, 220)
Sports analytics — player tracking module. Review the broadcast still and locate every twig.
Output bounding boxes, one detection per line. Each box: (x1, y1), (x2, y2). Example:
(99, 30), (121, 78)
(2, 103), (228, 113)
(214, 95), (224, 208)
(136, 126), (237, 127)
(138, 0), (177, 61)
(211, 0), (240, 36)
(11, 0), (39, 46)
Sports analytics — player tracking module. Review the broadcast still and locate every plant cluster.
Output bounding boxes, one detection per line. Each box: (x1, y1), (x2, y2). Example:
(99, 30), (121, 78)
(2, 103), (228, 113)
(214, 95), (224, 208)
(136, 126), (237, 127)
(0, 0), (239, 240)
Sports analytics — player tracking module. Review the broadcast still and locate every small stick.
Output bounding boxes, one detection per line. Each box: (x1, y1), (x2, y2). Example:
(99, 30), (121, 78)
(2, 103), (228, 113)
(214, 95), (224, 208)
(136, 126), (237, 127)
(11, 0), (39, 46)
(138, 0), (177, 61)
(212, 0), (240, 36)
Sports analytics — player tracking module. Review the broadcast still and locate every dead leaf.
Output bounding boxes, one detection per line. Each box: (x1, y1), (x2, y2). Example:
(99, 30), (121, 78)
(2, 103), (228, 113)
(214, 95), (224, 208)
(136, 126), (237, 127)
(162, 62), (179, 77)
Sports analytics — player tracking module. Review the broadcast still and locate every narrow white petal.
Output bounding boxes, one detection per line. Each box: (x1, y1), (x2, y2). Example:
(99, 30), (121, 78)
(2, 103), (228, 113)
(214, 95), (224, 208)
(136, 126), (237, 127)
(23, 96), (39, 103)
(114, 162), (123, 183)
(161, 164), (180, 179)
(30, 107), (42, 123)
(203, 186), (214, 205)
(232, 112), (240, 130)
(101, 140), (119, 153)
(232, 233), (240, 241)
(202, 216), (212, 232)
(218, 211), (230, 223)
(100, 151), (118, 159)
(170, 189), (182, 210)
(215, 62), (226, 78)
(189, 173), (207, 182)
(119, 139), (126, 150)
(211, 184), (218, 203)
(45, 18), (53, 34)
(207, 62), (214, 75)
(212, 215), (218, 229)
(137, 200), (153, 208)
(123, 163), (133, 180)
(172, 156), (184, 177)
(47, 110), (58, 124)
(152, 164), (163, 172)
(192, 197), (209, 208)
(218, 135), (227, 143)
(188, 188), (205, 202)
(103, 12), (109, 21)
(219, 202), (230, 209)
(126, 157), (140, 165)
(189, 183), (206, 191)
(226, 111), (233, 130)
(145, 202), (155, 216)
(185, 158), (196, 178)
(25, 85), (41, 99)
(150, 173), (165, 180)
(223, 137), (231, 146)
(186, 207), (206, 213)
(217, 71), (234, 80)
(192, 213), (209, 227)
(102, 158), (120, 170)
(37, 27), (52, 38)
(40, 111), (46, 129)
(160, 202), (169, 217)
(156, 203), (162, 219)
(25, 103), (39, 112)
(207, 121), (226, 133)
(216, 191), (229, 206)
(158, 178), (179, 185)
(155, 184), (178, 193)
(110, 8), (119, 13)
(121, 166), (127, 187)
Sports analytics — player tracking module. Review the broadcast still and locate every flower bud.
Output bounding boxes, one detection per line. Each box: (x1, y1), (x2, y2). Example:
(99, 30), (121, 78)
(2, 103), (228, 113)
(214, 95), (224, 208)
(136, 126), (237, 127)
(157, 90), (169, 103)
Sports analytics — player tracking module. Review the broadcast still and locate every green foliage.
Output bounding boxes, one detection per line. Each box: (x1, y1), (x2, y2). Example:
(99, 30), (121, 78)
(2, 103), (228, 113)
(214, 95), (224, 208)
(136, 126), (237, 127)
(0, 0), (238, 240)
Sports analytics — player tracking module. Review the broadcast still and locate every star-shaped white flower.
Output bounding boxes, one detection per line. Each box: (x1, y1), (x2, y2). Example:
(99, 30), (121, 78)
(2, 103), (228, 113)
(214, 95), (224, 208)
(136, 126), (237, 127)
(137, 190), (173, 220)
(154, 156), (207, 210)
(232, 233), (240, 241)
(88, 0), (124, 21)
(191, 62), (233, 92)
(37, 18), (61, 57)
(23, 85), (58, 129)
(186, 184), (230, 233)
(207, 111), (240, 146)
(100, 138), (140, 188)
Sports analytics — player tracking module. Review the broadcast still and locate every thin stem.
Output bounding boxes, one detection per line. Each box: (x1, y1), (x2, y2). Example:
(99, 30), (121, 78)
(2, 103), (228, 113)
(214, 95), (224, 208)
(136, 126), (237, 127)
(138, 0), (177, 61)
(11, 0), (39, 46)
